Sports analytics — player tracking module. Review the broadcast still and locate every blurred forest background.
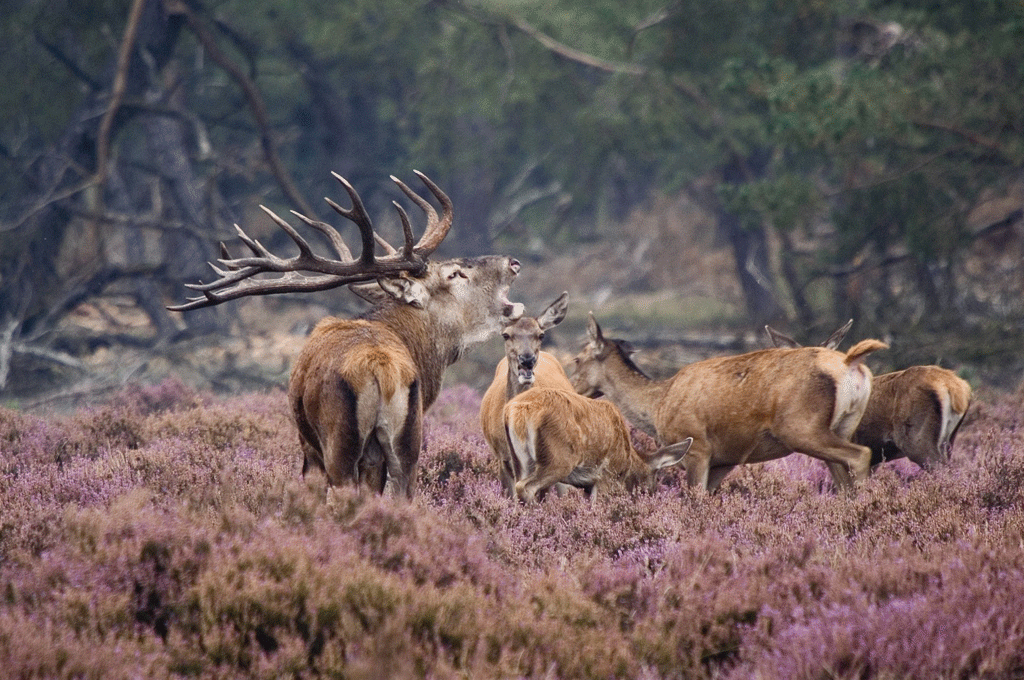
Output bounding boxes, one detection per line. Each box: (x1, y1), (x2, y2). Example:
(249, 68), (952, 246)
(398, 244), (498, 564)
(1, 0), (1022, 404)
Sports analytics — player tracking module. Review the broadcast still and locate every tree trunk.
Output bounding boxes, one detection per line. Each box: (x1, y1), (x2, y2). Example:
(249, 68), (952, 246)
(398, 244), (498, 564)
(717, 151), (784, 326)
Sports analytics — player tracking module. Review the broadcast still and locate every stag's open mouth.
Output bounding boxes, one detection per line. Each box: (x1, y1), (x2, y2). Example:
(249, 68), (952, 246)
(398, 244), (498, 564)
(500, 287), (525, 320)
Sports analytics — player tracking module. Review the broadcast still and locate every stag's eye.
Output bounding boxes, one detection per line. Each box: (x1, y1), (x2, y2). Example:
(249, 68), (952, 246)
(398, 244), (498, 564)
(501, 333), (511, 341)
(538, 332), (545, 341)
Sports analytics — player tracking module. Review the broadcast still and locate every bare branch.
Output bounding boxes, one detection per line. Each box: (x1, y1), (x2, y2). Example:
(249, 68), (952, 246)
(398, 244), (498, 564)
(95, 0), (147, 189)
(508, 17), (645, 76)
(166, 0), (317, 218)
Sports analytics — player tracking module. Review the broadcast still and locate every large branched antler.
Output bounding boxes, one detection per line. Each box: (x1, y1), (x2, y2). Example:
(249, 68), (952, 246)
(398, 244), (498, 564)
(168, 171), (453, 312)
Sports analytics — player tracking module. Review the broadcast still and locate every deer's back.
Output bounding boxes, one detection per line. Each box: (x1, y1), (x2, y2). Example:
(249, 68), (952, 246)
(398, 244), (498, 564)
(289, 317), (418, 410)
(656, 347), (857, 449)
(505, 388), (632, 468)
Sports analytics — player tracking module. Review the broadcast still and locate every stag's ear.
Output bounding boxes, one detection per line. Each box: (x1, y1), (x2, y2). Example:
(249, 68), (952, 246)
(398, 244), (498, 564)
(646, 438), (692, 470)
(619, 339), (638, 356)
(377, 276), (428, 309)
(349, 281), (390, 305)
(538, 291), (569, 331)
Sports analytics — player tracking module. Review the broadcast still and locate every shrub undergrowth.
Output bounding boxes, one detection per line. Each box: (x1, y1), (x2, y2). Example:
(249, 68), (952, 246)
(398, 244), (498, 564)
(1, 379), (1022, 678)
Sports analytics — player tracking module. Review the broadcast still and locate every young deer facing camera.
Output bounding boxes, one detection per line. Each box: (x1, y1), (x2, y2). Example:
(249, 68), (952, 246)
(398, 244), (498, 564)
(480, 292), (571, 496)
(503, 387), (692, 502)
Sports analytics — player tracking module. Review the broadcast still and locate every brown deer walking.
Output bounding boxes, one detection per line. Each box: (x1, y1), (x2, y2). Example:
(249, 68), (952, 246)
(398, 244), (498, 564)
(479, 292), (571, 496)
(171, 172), (523, 498)
(503, 387), (692, 502)
(570, 314), (888, 492)
(765, 323), (971, 470)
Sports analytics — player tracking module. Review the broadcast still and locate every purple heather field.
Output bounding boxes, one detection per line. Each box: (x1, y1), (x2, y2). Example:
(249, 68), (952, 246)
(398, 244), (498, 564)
(1, 378), (1023, 679)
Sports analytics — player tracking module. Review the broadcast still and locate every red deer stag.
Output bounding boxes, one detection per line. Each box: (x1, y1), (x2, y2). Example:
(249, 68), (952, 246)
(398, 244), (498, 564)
(504, 387), (692, 502)
(170, 171), (523, 499)
(479, 291), (570, 496)
(570, 314), (888, 492)
(765, 323), (971, 470)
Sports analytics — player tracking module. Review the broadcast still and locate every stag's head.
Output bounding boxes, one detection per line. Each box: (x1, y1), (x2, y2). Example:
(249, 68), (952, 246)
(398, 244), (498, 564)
(169, 171), (524, 339)
(622, 439), (692, 494)
(356, 254), (524, 346)
(571, 313), (643, 398)
(500, 292), (568, 387)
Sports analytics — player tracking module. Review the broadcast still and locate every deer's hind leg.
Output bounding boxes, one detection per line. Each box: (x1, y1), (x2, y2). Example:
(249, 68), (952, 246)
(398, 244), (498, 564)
(376, 380), (422, 500)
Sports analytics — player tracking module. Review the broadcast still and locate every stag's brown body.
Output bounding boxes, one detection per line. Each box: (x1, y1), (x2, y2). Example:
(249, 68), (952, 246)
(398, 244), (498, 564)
(291, 256), (521, 498)
(766, 324), (972, 470)
(170, 171), (522, 499)
(503, 387), (690, 502)
(480, 292), (570, 496)
(572, 315), (887, 492)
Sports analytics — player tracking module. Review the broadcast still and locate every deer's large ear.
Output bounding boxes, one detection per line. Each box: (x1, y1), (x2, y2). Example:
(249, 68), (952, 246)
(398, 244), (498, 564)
(377, 276), (428, 308)
(765, 325), (800, 349)
(646, 438), (692, 470)
(349, 281), (390, 305)
(538, 291), (569, 331)
(822, 319), (853, 350)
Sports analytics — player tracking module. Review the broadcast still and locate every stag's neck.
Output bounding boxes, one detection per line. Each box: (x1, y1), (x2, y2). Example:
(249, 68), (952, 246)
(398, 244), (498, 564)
(368, 304), (465, 410)
(600, 360), (670, 442)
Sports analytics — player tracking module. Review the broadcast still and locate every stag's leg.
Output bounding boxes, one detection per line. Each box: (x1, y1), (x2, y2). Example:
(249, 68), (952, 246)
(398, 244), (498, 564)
(291, 394), (327, 478)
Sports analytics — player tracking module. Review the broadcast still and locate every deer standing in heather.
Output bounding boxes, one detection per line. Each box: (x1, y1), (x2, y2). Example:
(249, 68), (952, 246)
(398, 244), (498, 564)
(479, 291), (571, 496)
(170, 172), (523, 499)
(570, 314), (888, 492)
(504, 387), (692, 502)
(765, 322), (971, 470)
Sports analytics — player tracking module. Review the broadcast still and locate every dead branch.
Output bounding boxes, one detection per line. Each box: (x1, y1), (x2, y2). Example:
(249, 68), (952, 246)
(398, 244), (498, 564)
(0, 315), (19, 391)
(96, 0), (147, 190)
(508, 17), (645, 76)
(912, 119), (1005, 155)
(34, 30), (103, 92)
(167, 0), (316, 219)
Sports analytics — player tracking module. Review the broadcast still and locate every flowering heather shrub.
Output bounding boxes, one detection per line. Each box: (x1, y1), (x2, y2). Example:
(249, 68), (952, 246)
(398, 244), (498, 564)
(2, 377), (1024, 678)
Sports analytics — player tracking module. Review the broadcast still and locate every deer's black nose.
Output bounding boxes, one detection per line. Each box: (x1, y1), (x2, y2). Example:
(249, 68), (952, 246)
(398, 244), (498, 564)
(519, 353), (537, 370)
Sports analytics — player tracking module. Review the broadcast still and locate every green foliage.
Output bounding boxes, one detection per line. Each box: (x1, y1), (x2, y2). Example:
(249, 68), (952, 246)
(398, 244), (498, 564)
(2, 0), (1021, 332)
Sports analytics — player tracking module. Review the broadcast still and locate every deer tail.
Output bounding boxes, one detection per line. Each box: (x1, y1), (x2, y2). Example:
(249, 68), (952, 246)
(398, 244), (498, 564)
(844, 339), (888, 367)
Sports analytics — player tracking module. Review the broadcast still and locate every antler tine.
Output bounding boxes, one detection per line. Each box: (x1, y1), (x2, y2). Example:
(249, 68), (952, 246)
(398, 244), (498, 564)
(291, 210), (354, 261)
(392, 170), (454, 257)
(168, 172), (455, 312)
(392, 201), (416, 260)
(328, 172), (377, 265)
(375, 233), (399, 256)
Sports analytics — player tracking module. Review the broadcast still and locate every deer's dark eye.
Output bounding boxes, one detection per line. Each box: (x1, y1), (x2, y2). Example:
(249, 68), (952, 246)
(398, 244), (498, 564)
(501, 333), (511, 341)
(538, 333), (545, 341)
